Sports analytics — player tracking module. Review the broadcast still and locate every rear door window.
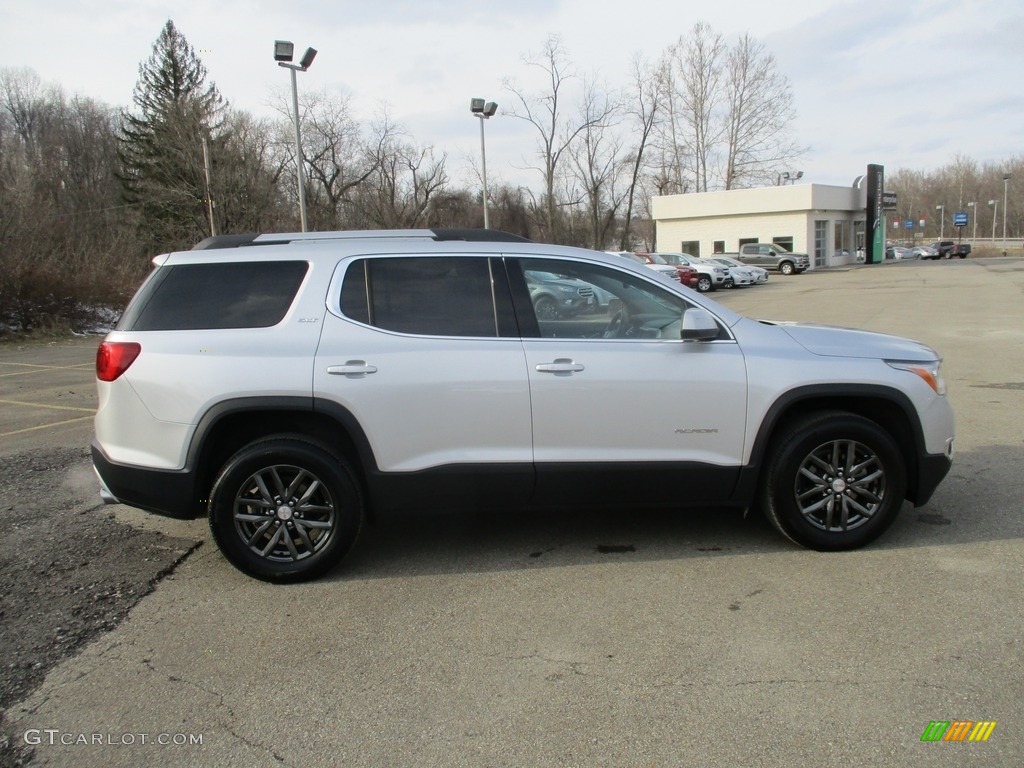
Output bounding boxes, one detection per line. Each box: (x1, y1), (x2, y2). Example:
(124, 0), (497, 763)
(340, 256), (513, 337)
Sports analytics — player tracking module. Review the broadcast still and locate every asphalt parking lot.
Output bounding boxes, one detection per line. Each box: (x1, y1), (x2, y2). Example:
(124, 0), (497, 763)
(2, 258), (1022, 767)
(0, 340), (96, 458)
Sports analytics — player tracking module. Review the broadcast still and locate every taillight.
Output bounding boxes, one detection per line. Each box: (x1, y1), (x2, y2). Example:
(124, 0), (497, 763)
(96, 341), (141, 382)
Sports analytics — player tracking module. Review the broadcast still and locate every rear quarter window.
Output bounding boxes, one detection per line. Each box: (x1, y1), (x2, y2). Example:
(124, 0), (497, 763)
(118, 261), (309, 331)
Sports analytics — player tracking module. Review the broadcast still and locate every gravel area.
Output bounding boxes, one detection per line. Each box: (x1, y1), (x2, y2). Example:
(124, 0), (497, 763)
(0, 446), (200, 766)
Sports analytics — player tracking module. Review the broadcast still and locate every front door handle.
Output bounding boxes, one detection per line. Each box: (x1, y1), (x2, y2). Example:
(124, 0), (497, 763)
(536, 358), (584, 376)
(327, 361), (378, 378)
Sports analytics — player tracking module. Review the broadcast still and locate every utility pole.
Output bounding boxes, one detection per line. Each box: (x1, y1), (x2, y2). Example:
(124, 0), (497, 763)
(201, 135), (216, 237)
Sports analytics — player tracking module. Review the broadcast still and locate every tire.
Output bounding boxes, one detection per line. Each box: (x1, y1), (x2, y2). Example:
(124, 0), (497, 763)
(779, 262), (795, 275)
(696, 275), (713, 292)
(760, 411), (906, 551)
(209, 437), (364, 582)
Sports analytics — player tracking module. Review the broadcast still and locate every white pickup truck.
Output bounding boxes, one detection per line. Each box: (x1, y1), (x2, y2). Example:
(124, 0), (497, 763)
(725, 243), (810, 275)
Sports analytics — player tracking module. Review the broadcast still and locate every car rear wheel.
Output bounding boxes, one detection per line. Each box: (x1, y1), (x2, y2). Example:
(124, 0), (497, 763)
(209, 437), (364, 582)
(760, 411), (906, 551)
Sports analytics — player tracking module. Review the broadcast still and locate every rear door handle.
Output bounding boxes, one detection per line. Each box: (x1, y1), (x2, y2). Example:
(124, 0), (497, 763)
(536, 358), (584, 376)
(327, 361), (378, 378)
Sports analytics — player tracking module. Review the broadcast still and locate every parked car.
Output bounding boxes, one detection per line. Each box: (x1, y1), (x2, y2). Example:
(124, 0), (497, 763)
(886, 246), (917, 261)
(930, 240), (972, 259)
(723, 243), (810, 275)
(524, 269), (596, 319)
(627, 252), (700, 289)
(710, 256), (767, 286)
(93, 228), (955, 581)
(608, 251), (681, 284)
(646, 252), (728, 292)
(911, 245), (939, 260)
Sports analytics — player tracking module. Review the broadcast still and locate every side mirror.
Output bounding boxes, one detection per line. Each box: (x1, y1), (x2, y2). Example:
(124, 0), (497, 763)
(680, 308), (720, 341)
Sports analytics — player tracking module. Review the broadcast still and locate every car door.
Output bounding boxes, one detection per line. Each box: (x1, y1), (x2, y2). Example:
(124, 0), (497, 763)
(314, 254), (534, 509)
(739, 246), (764, 268)
(509, 256), (748, 508)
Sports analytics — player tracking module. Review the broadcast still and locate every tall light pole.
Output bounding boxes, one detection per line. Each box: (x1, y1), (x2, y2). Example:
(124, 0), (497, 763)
(1003, 172), (1012, 248)
(989, 199), (998, 242)
(470, 98), (497, 228)
(935, 204), (945, 239)
(275, 41), (317, 232)
(968, 201), (977, 242)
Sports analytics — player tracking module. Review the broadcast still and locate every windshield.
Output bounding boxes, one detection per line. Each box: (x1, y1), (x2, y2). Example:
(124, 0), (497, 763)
(658, 253), (691, 266)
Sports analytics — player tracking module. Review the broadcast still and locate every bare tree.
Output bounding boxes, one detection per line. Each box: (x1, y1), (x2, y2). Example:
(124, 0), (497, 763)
(722, 34), (805, 189)
(503, 36), (614, 243)
(214, 110), (291, 234)
(619, 55), (665, 250)
(273, 89), (379, 229)
(1, 68), (146, 333)
(567, 77), (625, 249)
(668, 23), (726, 193)
(352, 111), (449, 229)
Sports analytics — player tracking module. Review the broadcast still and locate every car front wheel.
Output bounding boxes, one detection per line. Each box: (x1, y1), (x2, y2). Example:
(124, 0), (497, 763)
(760, 411), (906, 551)
(779, 262), (795, 275)
(209, 437), (364, 582)
(696, 275), (713, 292)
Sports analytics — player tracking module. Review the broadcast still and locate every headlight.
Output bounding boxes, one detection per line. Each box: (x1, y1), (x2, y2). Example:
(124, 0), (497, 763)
(887, 359), (946, 395)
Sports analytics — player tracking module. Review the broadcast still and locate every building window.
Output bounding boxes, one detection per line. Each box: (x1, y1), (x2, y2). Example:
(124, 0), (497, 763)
(772, 236), (795, 252)
(713, 240), (725, 254)
(739, 237), (758, 248)
(813, 221), (828, 268)
(833, 219), (850, 261)
(680, 240), (700, 257)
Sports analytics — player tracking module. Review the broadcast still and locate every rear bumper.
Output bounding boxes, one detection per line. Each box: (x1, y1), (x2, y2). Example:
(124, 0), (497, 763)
(91, 440), (201, 519)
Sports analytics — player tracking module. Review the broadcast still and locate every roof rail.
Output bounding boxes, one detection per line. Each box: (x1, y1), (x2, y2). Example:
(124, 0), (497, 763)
(192, 228), (531, 250)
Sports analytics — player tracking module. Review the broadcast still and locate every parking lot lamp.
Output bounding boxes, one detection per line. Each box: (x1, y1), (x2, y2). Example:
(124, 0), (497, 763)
(1003, 173), (1011, 248)
(935, 204), (945, 239)
(989, 199), (998, 242)
(968, 201), (977, 242)
(470, 98), (498, 228)
(275, 41), (317, 232)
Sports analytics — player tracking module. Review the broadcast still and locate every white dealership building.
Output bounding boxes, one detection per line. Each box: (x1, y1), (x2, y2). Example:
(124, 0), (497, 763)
(652, 182), (873, 269)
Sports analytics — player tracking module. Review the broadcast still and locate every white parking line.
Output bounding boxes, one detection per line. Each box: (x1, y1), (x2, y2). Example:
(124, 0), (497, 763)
(0, 398), (95, 414)
(0, 415), (94, 438)
(0, 362), (94, 378)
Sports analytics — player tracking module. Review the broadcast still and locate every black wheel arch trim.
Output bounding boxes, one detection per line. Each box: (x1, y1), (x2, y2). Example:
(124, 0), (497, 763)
(731, 383), (942, 508)
(187, 395), (383, 496)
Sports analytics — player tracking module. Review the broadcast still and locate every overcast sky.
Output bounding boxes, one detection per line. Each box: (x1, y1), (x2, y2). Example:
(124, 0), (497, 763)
(2, 0), (1021, 191)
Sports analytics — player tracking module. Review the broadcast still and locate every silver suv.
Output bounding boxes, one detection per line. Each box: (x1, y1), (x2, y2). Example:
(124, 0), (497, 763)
(93, 228), (955, 581)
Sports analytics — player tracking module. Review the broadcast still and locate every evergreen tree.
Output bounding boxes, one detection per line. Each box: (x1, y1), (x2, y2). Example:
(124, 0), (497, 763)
(118, 20), (225, 250)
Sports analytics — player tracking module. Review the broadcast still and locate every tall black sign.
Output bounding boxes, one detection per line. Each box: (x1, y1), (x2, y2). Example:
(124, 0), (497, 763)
(866, 164), (884, 265)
